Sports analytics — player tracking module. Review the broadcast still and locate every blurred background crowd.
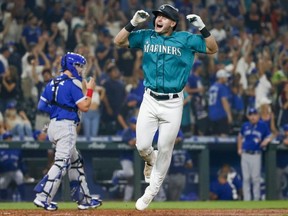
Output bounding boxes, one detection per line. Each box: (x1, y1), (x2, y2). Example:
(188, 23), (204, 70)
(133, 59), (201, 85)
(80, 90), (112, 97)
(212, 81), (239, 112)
(0, 0), (287, 141)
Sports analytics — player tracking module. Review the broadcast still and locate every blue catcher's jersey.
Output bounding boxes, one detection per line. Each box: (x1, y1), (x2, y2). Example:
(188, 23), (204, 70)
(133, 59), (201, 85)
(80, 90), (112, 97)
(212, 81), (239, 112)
(240, 120), (271, 151)
(129, 30), (207, 93)
(39, 74), (86, 123)
(0, 149), (24, 173)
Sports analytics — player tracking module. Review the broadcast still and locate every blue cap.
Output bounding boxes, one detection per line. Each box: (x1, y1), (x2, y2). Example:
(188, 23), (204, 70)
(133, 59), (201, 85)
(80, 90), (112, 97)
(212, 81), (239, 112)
(248, 107), (258, 115)
(283, 124), (288, 131)
(2, 131), (13, 140)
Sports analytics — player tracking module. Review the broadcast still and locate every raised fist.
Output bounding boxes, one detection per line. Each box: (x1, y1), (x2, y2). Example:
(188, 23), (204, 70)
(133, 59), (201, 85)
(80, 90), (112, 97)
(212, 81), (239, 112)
(131, 10), (150, 26)
(186, 14), (205, 30)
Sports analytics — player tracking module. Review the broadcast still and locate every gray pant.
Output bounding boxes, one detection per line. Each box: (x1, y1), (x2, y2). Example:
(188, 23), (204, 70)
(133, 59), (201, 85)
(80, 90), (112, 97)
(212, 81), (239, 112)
(241, 153), (261, 201)
(167, 173), (186, 201)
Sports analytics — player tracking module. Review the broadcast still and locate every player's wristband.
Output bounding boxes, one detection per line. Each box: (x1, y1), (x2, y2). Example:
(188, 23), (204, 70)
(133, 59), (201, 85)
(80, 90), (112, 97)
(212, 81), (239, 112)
(200, 27), (211, 38)
(86, 89), (93, 98)
(125, 22), (136, 32)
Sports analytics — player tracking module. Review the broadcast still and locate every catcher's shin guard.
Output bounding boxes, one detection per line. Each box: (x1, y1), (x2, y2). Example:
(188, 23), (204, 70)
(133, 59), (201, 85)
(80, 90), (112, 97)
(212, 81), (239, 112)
(69, 152), (91, 204)
(34, 158), (70, 202)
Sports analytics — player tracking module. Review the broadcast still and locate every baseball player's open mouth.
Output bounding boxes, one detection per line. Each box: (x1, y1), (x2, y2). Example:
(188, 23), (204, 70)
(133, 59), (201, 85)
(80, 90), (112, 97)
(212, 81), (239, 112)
(157, 24), (163, 28)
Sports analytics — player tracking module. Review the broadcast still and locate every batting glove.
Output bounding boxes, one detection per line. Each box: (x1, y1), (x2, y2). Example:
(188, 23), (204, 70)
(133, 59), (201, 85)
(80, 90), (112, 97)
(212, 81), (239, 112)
(131, 10), (150, 27)
(186, 14), (205, 31)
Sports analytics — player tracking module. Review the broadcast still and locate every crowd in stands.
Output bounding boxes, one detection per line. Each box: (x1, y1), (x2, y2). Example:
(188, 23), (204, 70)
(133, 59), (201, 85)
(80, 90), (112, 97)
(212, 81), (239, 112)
(0, 0), (288, 141)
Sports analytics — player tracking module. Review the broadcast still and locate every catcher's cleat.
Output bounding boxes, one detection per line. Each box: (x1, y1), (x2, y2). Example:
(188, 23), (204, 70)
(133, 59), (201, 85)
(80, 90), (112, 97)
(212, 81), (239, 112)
(144, 150), (158, 183)
(78, 197), (102, 210)
(33, 199), (58, 211)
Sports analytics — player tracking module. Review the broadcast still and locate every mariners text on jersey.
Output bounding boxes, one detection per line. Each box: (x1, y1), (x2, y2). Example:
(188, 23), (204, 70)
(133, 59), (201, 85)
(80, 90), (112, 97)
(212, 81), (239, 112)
(144, 43), (181, 56)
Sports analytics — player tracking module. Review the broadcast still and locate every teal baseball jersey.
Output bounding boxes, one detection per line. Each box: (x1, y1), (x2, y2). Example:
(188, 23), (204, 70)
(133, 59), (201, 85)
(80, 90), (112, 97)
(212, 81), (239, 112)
(129, 29), (207, 93)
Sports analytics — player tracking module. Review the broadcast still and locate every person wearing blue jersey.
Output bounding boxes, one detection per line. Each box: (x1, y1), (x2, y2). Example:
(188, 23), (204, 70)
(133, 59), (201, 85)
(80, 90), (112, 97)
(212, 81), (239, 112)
(237, 107), (272, 201)
(114, 4), (218, 210)
(111, 116), (137, 201)
(208, 69), (233, 136)
(167, 130), (193, 201)
(0, 132), (26, 201)
(33, 52), (102, 211)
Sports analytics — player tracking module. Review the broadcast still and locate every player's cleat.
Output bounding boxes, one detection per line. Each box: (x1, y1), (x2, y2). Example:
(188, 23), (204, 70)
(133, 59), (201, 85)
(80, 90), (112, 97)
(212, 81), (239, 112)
(33, 199), (58, 211)
(135, 192), (154, 211)
(144, 150), (158, 183)
(78, 198), (102, 210)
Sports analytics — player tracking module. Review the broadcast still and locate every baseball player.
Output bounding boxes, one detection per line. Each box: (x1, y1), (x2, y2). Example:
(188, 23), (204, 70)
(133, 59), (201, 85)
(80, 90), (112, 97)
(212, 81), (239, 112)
(237, 107), (272, 201)
(0, 132), (26, 201)
(33, 52), (102, 211)
(167, 130), (193, 201)
(111, 116), (137, 201)
(114, 4), (218, 210)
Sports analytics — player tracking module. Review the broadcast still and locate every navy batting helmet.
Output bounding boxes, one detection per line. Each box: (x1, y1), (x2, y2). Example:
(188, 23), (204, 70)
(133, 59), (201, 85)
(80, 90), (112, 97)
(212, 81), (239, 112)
(152, 4), (179, 30)
(61, 52), (86, 81)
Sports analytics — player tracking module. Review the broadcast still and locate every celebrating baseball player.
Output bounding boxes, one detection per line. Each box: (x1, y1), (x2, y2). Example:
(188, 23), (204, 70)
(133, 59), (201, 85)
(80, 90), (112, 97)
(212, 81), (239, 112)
(33, 52), (102, 211)
(114, 4), (218, 210)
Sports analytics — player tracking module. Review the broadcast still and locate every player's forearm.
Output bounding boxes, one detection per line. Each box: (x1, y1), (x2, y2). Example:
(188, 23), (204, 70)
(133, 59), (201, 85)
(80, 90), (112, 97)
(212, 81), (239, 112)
(114, 28), (130, 48)
(205, 35), (218, 54)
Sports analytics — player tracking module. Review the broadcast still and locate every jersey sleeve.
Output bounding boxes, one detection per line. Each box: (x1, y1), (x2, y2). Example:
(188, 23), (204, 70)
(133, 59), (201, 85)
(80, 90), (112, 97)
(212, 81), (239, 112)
(129, 29), (152, 49)
(185, 33), (207, 53)
(70, 79), (85, 104)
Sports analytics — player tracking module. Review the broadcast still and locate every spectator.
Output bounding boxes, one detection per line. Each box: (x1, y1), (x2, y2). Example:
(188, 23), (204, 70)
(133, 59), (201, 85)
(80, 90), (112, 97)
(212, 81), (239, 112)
(258, 97), (278, 139)
(95, 29), (116, 72)
(81, 85), (105, 141)
(0, 45), (11, 76)
(20, 13), (42, 52)
(21, 48), (51, 102)
(0, 132), (26, 201)
(237, 107), (272, 201)
(277, 82), (288, 128)
(208, 69), (233, 136)
(167, 130), (193, 201)
(186, 60), (208, 135)
(4, 102), (33, 141)
(210, 17), (227, 47)
(230, 73), (245, 130)
(117, 93), (141, 132)
(0, 66), (20, 113)
(255, 58), (273, 109)
(101, 63), (126, 135)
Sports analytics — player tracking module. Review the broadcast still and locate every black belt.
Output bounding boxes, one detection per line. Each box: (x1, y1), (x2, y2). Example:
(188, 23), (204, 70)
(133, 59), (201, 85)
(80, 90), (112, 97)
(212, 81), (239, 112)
(147, 89), (179, 101)
(243, 150), (261, 155)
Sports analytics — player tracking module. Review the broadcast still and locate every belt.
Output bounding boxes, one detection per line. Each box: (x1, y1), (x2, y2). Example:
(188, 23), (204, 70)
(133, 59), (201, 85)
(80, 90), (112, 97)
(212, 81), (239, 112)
(243, 150), (261, 155)
(146, 88), (179, 101)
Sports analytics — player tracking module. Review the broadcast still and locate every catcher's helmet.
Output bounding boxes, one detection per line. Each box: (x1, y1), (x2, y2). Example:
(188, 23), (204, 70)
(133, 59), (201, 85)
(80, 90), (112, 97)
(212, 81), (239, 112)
(61, 52), (86, 81)
(152, 4), (179, 30)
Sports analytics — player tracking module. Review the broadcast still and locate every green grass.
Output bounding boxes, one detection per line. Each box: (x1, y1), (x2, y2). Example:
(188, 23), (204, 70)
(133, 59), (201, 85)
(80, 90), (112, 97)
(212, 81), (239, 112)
(0, 201), (288, 210)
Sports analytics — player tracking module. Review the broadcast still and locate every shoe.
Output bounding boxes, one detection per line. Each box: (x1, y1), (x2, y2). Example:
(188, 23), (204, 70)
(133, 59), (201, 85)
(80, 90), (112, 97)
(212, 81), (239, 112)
(144, 150), (158, 183)
(135, 192), (154, 211)
(33, 199), (58, 211)
(78, 198), (102, 210)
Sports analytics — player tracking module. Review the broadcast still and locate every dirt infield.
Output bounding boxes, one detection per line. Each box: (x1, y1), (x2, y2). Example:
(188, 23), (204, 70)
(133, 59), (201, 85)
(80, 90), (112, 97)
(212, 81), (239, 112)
(1, 209), (288, 216)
